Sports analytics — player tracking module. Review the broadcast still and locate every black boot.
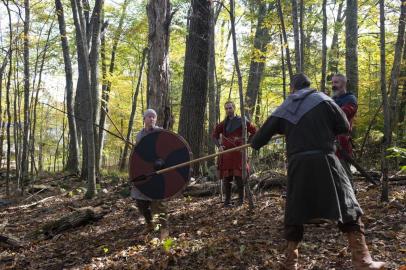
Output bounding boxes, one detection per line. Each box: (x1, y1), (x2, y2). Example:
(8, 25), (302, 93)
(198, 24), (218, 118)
(235, 176), (244, 206)
(223, 178), (232, 207)
(136, 200), (153, 229)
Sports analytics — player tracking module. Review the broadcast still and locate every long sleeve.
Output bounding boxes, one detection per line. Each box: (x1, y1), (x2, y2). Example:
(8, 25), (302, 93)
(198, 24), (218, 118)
(212, 122), (223, 147)
(251, 116), (282, 150)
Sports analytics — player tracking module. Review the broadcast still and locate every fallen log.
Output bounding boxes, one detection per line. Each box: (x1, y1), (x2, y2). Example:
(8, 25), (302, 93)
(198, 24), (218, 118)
(390, 180), (406, 186)
(183, 183), (219, 197)
(0, 233), (24, 249)
(389, 175), (406, 182)
(253, 177), (286, 191)
(41, 207), (106, 238)
(182, 176), (287, 197)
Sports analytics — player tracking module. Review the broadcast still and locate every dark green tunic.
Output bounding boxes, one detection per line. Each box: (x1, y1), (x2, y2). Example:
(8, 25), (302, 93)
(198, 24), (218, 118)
(251, 98), (363, 225)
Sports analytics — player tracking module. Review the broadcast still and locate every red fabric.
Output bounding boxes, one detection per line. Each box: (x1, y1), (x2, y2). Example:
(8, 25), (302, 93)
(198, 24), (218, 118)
(336, 103), (357, 158)
(212, 120), (257, 178)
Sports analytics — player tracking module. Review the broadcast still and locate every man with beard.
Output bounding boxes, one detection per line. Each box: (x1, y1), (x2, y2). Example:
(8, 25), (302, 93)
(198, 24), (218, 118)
(212, 101), (257, 207)
(332, 74), (358, 192)
(251, 74), (385, 270)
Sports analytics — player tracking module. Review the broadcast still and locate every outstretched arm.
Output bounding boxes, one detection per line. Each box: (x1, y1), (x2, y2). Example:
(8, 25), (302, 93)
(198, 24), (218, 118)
(251, 116), (282, 150)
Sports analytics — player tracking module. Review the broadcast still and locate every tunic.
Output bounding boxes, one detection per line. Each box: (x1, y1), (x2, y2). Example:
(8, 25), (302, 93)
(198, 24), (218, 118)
(251, 89), (363, 225)
(333, 92), (357, 158)
(212, 116), (257, 178)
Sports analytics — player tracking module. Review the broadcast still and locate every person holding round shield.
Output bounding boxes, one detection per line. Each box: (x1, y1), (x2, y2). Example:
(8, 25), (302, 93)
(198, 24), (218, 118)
(131, 109), (167, 236)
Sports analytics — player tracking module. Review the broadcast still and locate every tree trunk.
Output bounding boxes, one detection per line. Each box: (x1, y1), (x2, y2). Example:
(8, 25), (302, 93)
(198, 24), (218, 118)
(380, 0), (406, 202)
(291, 0), (301, 73)
(388, 0), (406, 135)
(21, 0), (31, 194)
(6, 81), (11, 195)
(0, 47), (9, 168)
(89, 0), (104, 177)
(146, 0), (171, 127)
(398, 42), (406, 146)
(276, 0), (293, 79)
(320, 0), (327, 92)
(30, 20), (54, 179)
(328, 0), (344, 75)
(207, 3), (218, 166)
(279, 30), (287, 100)
(97, 0), (128, 170)
(229, 0), (254, 210)
(0, 54), (8, 172)
(299, 0), (304, 72)
(55, 0), (80, 174)
(71, 0), (97, 198)
(4, 0), (12, 196)
(245, 2), (271, 119)
(62, 103), (66, 168)
(83, 0), (91, 42)
(38, 118), (43, 173)
(74, 0), (104, 180)
(13, 60), (20, 188)
(99, 16), (107, 170)
(228, 67), (235, 99)
(345, 0), (358, 97)
(255, 86), (262, 126)
(379, 0), (390, 202)
(119, 48), (148, 170)
(30, 18), (51, 113)
(215, 20), (230, 123)
(54, 132), (63, 172)
(178, 0), (210, 175)
(74, 15), (88, 179)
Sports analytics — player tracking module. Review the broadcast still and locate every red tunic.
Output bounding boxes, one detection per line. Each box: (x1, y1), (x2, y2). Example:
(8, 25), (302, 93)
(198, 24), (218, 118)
(212, 116), (257, 178)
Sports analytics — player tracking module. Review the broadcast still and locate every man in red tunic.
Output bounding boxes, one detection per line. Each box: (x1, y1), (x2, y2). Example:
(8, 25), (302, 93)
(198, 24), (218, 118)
(212, 101), (257, 207)
(332, 74), (358, 192)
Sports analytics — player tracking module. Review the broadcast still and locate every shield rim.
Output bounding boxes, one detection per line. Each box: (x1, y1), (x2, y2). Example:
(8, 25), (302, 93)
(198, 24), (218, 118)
(129, 129), (193, 201)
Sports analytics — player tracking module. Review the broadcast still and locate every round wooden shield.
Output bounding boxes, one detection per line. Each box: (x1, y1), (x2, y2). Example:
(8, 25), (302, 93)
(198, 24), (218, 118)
(129, 129), (192, 200)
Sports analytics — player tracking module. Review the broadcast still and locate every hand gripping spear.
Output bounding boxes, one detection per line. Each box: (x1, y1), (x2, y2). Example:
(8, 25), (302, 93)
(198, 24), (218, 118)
(131, 135), (284, 183)
(131, 143), (252, 184)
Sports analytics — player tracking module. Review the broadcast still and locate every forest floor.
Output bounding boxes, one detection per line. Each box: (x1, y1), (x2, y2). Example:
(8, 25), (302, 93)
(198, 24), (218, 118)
(0, 172), (405, 270)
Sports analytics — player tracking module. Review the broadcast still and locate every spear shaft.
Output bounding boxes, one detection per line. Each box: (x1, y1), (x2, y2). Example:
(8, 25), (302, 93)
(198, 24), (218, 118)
(40, 102), (135, 147)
